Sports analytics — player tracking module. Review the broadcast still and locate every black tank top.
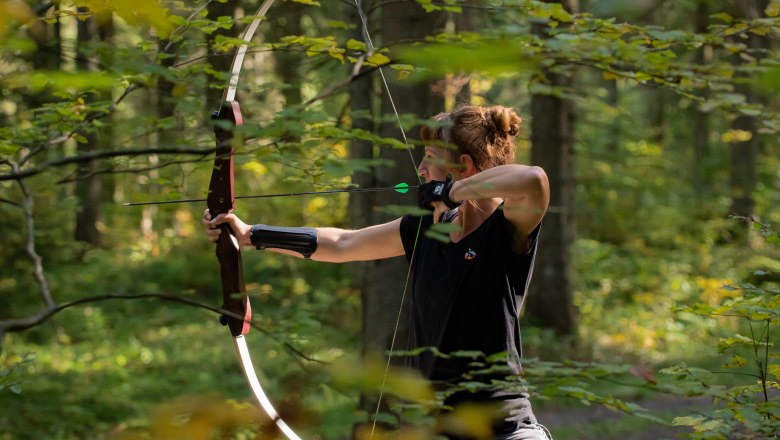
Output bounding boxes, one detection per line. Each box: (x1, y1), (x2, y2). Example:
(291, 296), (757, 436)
(399, 207), (540, 423)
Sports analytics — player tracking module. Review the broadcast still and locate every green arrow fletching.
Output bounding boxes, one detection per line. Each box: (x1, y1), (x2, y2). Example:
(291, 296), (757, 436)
(394, 182), (410, 194)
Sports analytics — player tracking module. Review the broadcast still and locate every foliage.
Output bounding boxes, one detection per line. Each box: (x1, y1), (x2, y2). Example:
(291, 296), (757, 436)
(658, 219), (780, 439)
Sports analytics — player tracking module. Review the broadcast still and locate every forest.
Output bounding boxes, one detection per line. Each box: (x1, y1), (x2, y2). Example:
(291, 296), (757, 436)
(0, 0), (779, 439)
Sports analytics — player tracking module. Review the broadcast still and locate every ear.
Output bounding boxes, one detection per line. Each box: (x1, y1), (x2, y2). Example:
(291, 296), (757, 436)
(458, 154), (478, 177)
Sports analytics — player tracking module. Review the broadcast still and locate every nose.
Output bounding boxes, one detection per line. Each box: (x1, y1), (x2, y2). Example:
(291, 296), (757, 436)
(417, 160), (427, 180)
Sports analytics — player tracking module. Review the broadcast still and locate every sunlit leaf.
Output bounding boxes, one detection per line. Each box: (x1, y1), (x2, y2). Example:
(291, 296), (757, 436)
(438, 403), (498, 439)
(602, 71), (619, 81)
(3, 71), (115, 92)
(70, 0), (173, 36)
(327, 20), (354, 30)
(673, 415), (705, 426)
(710, 12), (733, 23)
(723, 354), (748, 368)
(768, 364), (780, 379)
(347, 38), (367, 52)
(720, 129), (753, 143)
(0, 0), (36, 42)
(329, 356), (434, 404)
(398, 41), (537, 77)
(718, 334), (756, 353)
(366, 52), (391, 66)
(766, 2), (780, 17)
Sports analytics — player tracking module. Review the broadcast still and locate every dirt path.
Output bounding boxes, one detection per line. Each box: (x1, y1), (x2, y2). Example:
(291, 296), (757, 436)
(534, 395), (710, 440)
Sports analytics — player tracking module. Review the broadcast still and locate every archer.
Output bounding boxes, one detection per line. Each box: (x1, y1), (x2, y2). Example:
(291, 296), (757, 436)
(204, 105), (552, 440)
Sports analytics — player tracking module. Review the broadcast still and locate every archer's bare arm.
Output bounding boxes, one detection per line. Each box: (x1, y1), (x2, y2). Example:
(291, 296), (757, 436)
(448, 164), (549, 251)
(203, 210), (405, 263)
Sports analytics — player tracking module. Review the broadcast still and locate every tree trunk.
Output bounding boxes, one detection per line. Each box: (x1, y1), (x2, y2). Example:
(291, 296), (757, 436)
(96, 12), (116, 206)
(604, 77), (619, 153)
(445, 8), (478, 106)
(350, 0), (445, 432)
(347, 0), (377, 297)
(269, 2), (305, 107)
(373, 0), (445, 359)
(525, 0), (577, 337)
(73, 8), (103, 246)
(27, 4), (61, 108)
(692, 0), (712, 199)
(206, 0), (238, 110)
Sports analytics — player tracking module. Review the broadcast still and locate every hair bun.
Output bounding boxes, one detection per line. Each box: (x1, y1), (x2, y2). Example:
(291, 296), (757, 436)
(487, 106), (521, 138)
(425, 104), (520, 170)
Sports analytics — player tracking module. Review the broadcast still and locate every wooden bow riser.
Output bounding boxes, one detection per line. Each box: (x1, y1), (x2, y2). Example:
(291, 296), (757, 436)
(208, 101), (252, 338)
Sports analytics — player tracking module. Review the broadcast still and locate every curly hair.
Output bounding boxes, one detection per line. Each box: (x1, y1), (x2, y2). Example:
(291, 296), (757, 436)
(419, 105), (522, 171)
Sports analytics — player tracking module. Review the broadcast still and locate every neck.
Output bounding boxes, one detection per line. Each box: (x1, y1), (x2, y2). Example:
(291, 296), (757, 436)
(451, 198), (502, 242)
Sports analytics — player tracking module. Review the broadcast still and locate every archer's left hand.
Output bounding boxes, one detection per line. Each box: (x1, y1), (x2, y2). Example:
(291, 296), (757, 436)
(203, 209), (253, 246)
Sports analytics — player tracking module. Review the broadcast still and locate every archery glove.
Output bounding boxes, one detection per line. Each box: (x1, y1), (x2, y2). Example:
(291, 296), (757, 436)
(418, 175), (462, 210)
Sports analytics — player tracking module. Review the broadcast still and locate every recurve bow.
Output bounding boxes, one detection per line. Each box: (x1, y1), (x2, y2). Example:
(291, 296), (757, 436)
(207, 1), (301, 439)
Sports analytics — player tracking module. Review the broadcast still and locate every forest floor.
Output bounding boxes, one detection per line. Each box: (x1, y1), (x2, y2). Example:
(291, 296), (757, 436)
(535, 395), (711, 440)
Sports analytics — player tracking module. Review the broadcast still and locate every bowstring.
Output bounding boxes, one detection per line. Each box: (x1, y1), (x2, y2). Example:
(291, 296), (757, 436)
(351, 1), (426, 437)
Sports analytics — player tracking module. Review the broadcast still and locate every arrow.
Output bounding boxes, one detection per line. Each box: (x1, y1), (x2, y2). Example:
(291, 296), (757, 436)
(122, 182), (415, 206)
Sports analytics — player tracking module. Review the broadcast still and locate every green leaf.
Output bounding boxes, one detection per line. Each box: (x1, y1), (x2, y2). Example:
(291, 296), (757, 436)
(659, 362), (712, 377)
(346, 39), (367, 52)
(710, 12), (733, 23)
(398, 41), (537, 77)
(4, 71), (115, 92)
(723, 354), (748, 368)
(718, 334), (755, 353)
(673, 415), (706, 426)
(327, 20), (354, 30)
(449, 350), (484, 359)
(768, 363), (780, 379)
(379, 204), (428, 218)
(366, 52), (391, 66)
(696, 419), (727, 432)
(761, 66), (780, 91)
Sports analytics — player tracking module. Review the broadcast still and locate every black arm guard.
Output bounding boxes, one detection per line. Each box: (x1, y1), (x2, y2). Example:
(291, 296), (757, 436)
(249, 224), (318, 259)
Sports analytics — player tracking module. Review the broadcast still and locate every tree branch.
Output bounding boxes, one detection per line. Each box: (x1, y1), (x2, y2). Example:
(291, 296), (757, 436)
(2, 146), (218, 182)
(0, 293), (326, 365)
(11, 161), (55, 308)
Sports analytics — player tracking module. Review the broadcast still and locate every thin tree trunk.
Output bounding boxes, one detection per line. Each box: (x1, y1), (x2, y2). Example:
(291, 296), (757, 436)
(604, 78), (619, 153)
(452, 0), (481, 106)
(692, 0), (712, 199)
(97, 12), (115, 206)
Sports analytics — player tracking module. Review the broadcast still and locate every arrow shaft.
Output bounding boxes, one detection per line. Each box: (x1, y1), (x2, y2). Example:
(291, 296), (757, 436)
(122, 185), (417, 206)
